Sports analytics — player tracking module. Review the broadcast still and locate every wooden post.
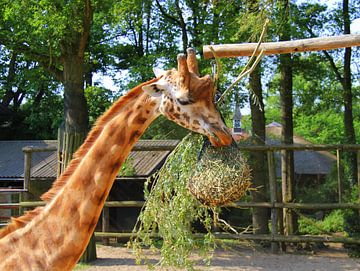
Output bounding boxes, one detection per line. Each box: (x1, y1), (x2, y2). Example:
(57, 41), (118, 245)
(203, 34), (360, 59)
(23, 150), (32, 192)
(102, 206), (110, 245)
(57, 128), (62, 178)
(277, 188), (286, 251)
(337, 149), (343, 203)
(281, 149), (295, 237)
(267, 151), (279, 253)
(20, 150), (32, 215)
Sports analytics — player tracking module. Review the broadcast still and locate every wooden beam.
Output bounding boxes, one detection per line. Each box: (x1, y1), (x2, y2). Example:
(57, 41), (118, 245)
(94, 232), (360, 245)
(203, 34), (360, 59)
(13, 201), (360, 209)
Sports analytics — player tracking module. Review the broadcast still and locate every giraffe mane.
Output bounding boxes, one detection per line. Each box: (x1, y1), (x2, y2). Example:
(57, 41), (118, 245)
(0, 78), (158, 239)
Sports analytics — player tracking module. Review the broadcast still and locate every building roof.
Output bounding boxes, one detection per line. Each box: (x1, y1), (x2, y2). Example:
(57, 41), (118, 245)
(266, 124), (337, 175)
(0, 140), (179, 181)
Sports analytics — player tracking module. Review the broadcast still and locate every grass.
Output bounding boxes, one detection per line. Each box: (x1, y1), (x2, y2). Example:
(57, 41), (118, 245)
(74, 263), (91, 270)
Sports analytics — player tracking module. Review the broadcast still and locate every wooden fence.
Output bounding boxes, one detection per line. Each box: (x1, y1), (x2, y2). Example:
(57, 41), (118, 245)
(1, 143), (359, 253)
(97, 143), (360, 253)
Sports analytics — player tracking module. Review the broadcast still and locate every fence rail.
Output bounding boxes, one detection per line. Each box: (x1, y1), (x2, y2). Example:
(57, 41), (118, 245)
(93, 232), (360, 245)
(5, 200), (360, 210)
(0, 143), (359, 252)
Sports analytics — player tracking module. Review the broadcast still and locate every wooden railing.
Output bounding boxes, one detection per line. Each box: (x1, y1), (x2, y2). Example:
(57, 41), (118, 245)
(1, 144), (359, 253)
(96, 144), (360, 252)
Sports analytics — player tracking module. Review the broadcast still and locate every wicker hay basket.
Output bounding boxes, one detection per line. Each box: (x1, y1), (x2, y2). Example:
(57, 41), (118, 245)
(188, 144), (252, 207)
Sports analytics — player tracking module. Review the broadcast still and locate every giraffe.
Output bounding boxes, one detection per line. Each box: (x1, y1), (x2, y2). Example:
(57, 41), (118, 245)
(0, 48), (232, 270)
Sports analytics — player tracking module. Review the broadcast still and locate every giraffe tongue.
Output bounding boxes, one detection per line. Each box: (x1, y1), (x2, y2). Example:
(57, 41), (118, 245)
(209, 130), (232, 147)
(209, 136), (223, 147)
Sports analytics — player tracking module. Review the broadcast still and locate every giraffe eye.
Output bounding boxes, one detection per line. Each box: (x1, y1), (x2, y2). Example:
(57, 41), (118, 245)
(177, 98), (194, 105)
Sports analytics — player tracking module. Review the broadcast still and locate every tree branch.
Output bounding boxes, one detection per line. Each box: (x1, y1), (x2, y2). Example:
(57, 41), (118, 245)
(174, 0), (188, 51)
(10, 42), (64, 82)
(322, 50), (344, 86)
(305, 26), (344, 86)
(78, 0), (93, 56)
(155, 0), (181, 25)
(0, 27), (64, 82)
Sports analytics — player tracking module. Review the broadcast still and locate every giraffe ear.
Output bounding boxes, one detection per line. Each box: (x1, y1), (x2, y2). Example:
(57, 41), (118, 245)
(153, 67), (166, 78)
(142, 84), (162, 97)
(142, 81), (165, 97)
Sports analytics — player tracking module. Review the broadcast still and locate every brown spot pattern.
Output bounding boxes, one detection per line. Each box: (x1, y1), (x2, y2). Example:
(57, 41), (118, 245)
(182, 113), (190, 122)
(136, 116), (147, 124)
(130, 130), (141, 142)
(193, 119), (200, 126)
(125, 110), (133, 119)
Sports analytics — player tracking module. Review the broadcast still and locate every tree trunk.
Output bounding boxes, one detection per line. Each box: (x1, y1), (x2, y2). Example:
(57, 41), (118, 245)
(175, 0), (188, 53)
(249, 65), (269, 236)
(342, 0), (357, 184)
(1, 52), (17, 107)
(278, 0), (297, 238)
(61, 0), (95, 261)
(63, 54), (89, 134)
(61, 52), (95, 263)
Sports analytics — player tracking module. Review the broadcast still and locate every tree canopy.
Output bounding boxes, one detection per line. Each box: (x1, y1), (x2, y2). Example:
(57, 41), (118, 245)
(0, 0), (358, 143)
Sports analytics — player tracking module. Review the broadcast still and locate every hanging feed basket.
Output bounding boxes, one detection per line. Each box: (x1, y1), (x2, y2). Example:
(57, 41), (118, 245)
(188, 143), (252, 207)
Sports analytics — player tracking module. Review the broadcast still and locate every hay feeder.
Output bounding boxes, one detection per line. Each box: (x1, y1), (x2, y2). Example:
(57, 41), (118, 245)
(188, 144), (252, 207)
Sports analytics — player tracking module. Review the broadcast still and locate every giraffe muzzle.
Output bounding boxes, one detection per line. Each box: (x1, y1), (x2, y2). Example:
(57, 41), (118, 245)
(208, 127), (232, 147)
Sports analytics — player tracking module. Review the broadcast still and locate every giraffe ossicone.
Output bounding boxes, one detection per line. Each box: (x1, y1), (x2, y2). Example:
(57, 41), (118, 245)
(144, 48), (232, 147)
(0, 48), (231, 271)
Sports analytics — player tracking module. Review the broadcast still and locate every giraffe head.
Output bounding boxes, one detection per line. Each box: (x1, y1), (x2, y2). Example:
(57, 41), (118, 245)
(142, 48), (232, 147)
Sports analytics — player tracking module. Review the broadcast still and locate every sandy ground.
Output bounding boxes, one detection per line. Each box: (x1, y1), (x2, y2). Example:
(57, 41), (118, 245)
(78, 244), (360, 271)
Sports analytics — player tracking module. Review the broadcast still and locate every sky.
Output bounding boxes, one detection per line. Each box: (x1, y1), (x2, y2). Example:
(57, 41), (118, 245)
(94, 1), (360, 115)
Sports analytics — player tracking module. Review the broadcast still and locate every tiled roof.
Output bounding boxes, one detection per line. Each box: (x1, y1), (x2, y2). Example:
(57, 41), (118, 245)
(0, 140), (179, 180)
(266, 125), (336, 175)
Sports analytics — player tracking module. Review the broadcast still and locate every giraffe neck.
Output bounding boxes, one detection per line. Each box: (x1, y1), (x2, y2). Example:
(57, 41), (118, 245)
(0, 82), (161, 270)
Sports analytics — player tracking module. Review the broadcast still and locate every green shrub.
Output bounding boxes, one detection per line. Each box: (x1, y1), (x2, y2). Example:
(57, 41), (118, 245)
(344, 186), (360, 258)
(297, 167), (339, 204)
(298, 210), (345, 235)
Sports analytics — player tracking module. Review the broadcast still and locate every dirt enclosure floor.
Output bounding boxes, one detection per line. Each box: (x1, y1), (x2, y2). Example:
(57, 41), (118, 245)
(79, 244), (360, 271)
